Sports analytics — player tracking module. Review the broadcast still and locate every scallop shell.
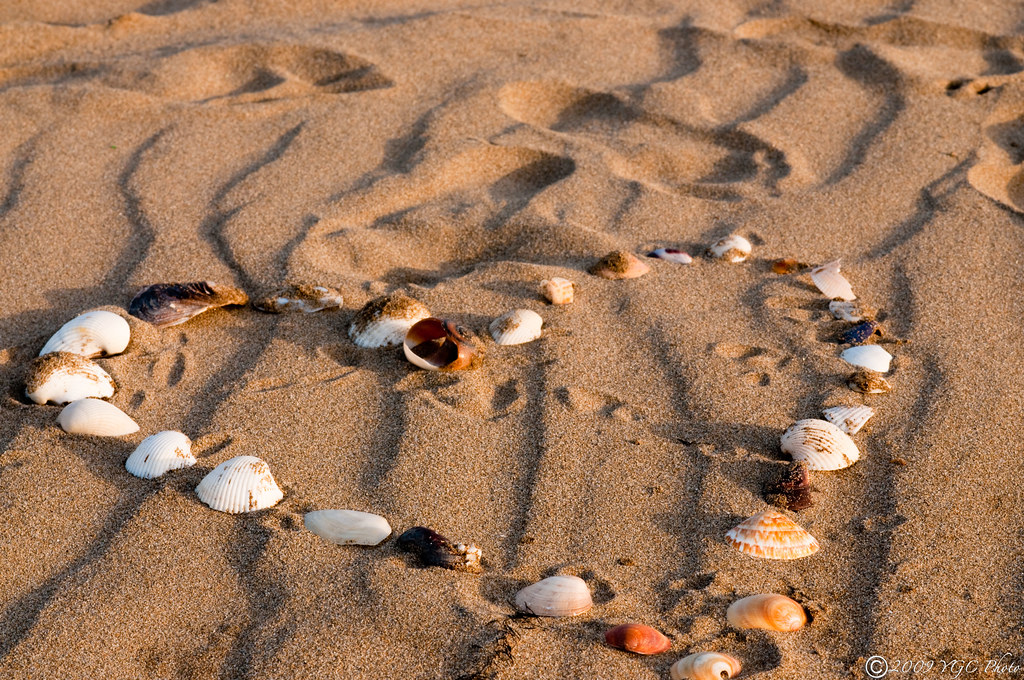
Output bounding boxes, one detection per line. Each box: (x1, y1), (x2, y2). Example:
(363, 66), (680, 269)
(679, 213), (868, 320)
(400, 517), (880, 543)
(605, 623), (671, 655)
(670, 652), (742, 680)
(195, 455), (284, 513)
(809, 260), (855, 300)
(822, 405), (875, 435)
(489, 309), (543, 346)
(39, 310), (131, 359)
(349, 293), (432, 348)
(725, 509), (819, 560)
(839, 320), (880, 344)
(396, 526), (482, 573)
(707, 235), (751, 263)
(840, 344), (892, 373)
(763, 461), (812, 512)
(589, 251), (650, 279)
(848, 370), (892, 394)
(539, 277), (574, 304)
(305, 510), (392, 546)
(403, 318), (481, 371)
(727, 594), (807, 632)
(514, 575), (593, 617)
(57, 398), (138, 436)
(648, 248), (693, 264)
(129, 281), (248, 327)
(26, 352), (116, 405)
(829, 300), (875, 322)
(125, 431), (194, 479)
(780, 418), (860, 471)
(254, 284), (343, 313)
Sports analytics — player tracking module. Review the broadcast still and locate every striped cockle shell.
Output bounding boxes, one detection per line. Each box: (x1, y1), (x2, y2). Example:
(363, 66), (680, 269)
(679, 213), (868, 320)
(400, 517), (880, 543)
(707, 235), (751, 263)
(829, 300), (874, 322)
(810, 260), (855, 300)
(39, 310), (130, 359)
(404, 318), (481, 371)
(840, 344), (892, 373)
(26, 352), (116, 405)
(254, 284), (343, 313)
(129, 281), (248, 327)
(349, 293), (431, 348)
(514, 575), (593, 617)
(605, 623), (672, 655)
(848, 370), (892, 394)
(725, 509), (819, 560)
(489, 309), (543, 345)
(304, 510), (392, 546)
(589, 251), (650, 279)
(57, 398), (138, 436)
(125, 431), (194, 479)
(539, 277), (574, 304)
(822, 405), (875, 435)
(648, 248), (693, 264)
(726, 594), (807, 632)
(195, 455), (284, 513)
(670, 652), (742, 680)
(781, 418), (860, 471)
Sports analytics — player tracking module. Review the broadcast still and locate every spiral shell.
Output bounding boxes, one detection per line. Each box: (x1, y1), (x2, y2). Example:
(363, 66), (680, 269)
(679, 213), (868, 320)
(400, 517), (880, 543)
(840, 344), (892, 373)
(605, 623), (671, 655)
(589, 251), (650, 279)
(514, 575), (593, 617)
(848, 370), (892, 394)
(670, 652), (742, 680)
(195, 455), (284, 513)
(57, 398), (138, 436)
(125, 431), (194, 479)
(539, 277), (574, 304)
(726, 594), (807, 632)
(39, 310), (130, 359)
(254, 284), (342, 313)
(129, 281), (248, 327)
(780, 419), (860, 471)
(648, 248), (692, 264)
(26, 352), (116, 405)
(707, 235), (751, 263)
(349, 293), (432, 348)
(809, 260), (855, 300)
(403, 318), (481, 371)
(305, 510), (392, 546)
(725, 509), (819, 560)
(396, 526), (482, 573)
(489, 309), (543, 345)
(822, 405), (875, 435)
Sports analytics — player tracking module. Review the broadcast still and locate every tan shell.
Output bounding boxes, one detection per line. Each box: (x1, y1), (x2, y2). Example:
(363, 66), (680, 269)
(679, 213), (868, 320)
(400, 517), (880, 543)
(822, 405), (875, 435)
(809, 260), (855, 300)
(540, 277), (575, 304)
(39, 310), (131, 358)
(125, 431), (195, 479)
(349, 293), (431, 348)
(780, 418), (860, 471)
(589, 251), (650, 279)
(26, 352), (116, 405)
(514, 575), (593, 617)
(726, 594), (807, 632)
(254, 284), (343, 313)
(707, 235), (751, 263)
(670, 652), (742, 680)
(725, 509), (819, 560)
(195, 455), (284, 513)
(848, 370), (891, 394)
(57, 398), (138, 436)
(489, 309), (543, 345)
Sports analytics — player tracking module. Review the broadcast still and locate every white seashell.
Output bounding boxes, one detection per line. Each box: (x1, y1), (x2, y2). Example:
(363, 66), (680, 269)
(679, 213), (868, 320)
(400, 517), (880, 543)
(40, 310), (131, 359)
(489, 309), (543, 345)
(195, 455), (284, 513)
(649, 248), (693, 264)
(708, 235), (751, 262)
(822, 405), (875, 435)
(125, 431), (194, 479)
(304, 510), (392, 546)
(781, 418), (860, 471)
(829, 300), (873, 322)
(349, 293), (432, 348)
(840, 344), (892, 373)
(670, 652), (742, 680)
(514, 575), (593, 617)
(540, 277), (574, 304)
(810, 260), (855, 300)
(26, 352), (116, 405)
(57, 398), (138, 436)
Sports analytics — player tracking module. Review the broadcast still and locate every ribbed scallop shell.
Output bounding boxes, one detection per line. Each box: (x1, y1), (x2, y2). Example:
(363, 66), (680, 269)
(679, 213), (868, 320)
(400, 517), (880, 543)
(670, 652), (742, 680)
(589, 251), (650, 279)
(514, 575), (593, 617)
(539, 277), (575, 304)
(810, 260), (855, 300)
(848, 370), (892, 394)
(822, 405), (875, 435)
(648, 248), (693, 264)
(125, 431), (194, 479)
(605, 624), (671, 655)
(57, 398), (138, 436)
(489, 309), (543, 345)
(829, 300), (874, 322)
(349, 293), (431, 348)
(305, 510), (392, 546)
(129, 281), (248, 327)
(780, 418), (860, 471)
(840, 345), (892, 373)
(254, 284), (343, 313)
(40, 310), (130, 359)
(725, 509), (819, 560)
(726, 594), (807, 631)
(195, 455), (284, 513)
(26, 352), (116, 405)
(708, 235), (751, 262)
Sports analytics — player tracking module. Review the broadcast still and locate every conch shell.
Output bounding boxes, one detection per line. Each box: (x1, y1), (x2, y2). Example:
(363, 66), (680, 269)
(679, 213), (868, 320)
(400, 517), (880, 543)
(403, 318), (481, 371)
(670, 652), (742, 680)
(604, 623), (671, 655)
(589, 251), (650, 279)
(726, 594), (807, 632)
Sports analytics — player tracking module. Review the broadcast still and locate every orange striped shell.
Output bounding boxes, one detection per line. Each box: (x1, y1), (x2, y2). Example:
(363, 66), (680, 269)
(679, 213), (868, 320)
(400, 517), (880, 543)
(725, 509), (819, 560)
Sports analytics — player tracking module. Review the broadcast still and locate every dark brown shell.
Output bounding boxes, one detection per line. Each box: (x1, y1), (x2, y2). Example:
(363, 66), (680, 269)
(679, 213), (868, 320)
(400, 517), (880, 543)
(764, 461), (812, 512)
(604, 623), (671, 655)
(771, 258), (807, 274)
(128, 282), (248, 327)
(404, 318), (482, 371)
(396, 526), (483, 573)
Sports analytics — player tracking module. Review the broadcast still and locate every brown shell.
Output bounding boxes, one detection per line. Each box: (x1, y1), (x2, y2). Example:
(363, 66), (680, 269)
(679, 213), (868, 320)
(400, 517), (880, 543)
(589, 251), (650, 280)
(253, 284), (342, 313)
(403, 318), (481, 371)
(128, 282), (248, 327)
(771, 258), (807, 274)
(396, 526), (482, 574)
(764, 461), (812, 512)
(605, 624), (671, 655)
(847, 370), (892, 394)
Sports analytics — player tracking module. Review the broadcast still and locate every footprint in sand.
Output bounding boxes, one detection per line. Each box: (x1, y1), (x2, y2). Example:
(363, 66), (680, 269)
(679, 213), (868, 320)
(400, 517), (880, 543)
(968, 76), (1024, 212)
(710, 342), (789, 387)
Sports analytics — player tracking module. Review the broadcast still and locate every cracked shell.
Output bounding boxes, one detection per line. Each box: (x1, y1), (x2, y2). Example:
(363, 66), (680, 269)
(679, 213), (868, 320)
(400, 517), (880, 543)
(781, 419), (860, 471)
(129, 282), (248, 327)
(305, 510), (392, 546)
(349, 293), (431, 348)
(809, 260), (855, 300)
(57, 398), (138, 436)
(126, 431), (194, 479)
(589, 251), (650, 279)
(26, 352), (116, 405)
(40, 310), (130, 359)
(707, 235), (751, 263)
(489, 309), (543, 345)
(670, 652), (742, 680)
(725, 509), (819, 560)
(848, 370), (892, 394)
(514, 575), (593, 617)
(254, 284), (342, 313)
(727, 594), (807, 632)
(195, 455), (284, 513)
(822, 405), (875, 435)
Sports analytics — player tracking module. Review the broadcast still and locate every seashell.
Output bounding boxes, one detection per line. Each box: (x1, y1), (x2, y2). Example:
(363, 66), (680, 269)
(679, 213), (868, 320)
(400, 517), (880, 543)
(539, 277), (575, 305)
(829, 300), (875, 322)
(822, 405), (875, 435)
(349, 292), (432, 348)
(780, 419), (860, 471)
(396, 526), (482, 573)
(26, 352), (116, 405)
(514, 575), (593, 617)
(840, 344), (892, 373)
(605, 623), (671, 655)
(848, 370), (892, 394)
(253, 284), (343, 313)
(489, 309), (543, 345)
(125, 431), (194, 479)
(195, 455), (284, 513)
(57, 398), (138, 436)
(304, 509), (392, 546)
(727, 594), (807, 632)
(589, 251), (650, 279)
(763, 461), (812, 511)
(129, 281), (249, 327)
(39, 310), (131, 359)
(648, 248), (693, 264)
(670, 652), (742, 680)
(403, 318), (481, 371)
(725, 509), (819, 560)
(772, 257), (807, 274)
(707, 235), (751, 263)
(839, 320), (880, 344)
(809, 260), (855, 300)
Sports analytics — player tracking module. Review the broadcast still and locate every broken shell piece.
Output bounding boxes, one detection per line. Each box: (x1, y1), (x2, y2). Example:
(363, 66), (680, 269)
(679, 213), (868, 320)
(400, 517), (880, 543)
(349, 292), (432, 348)
(829, 300), (875, 322)
(125, 431), (194, 479)
(396, 526), (482, 573)
(727, 594), (807, 632)
(772, 258), (807, 274)
(26, 352), (116, 405)
(589, 251), (650, 279)
(822, 405), (875, 435)
(670, 652), (742, 680)
(764, 461), (812, 512)
(403, 318), (481, 371)
(707, 235), (751, 263)
(539, 277), (574, 305)
(254, 284), (343, 313)
(648, 248), (693, 264)
(781, 419), (860, 471)
(129, 282), (248, 327)
(841, 345), (892, 373)
(489, 309), (543, 346)
(848, 370), (891, 394)
(725, 509), (819, 560)
(195, 455), (284, 513)
(809, 260), (855, 300)
(57, 398), (138, 436)
(515, 574), (593, 617)
(305, 510), (392, 546)
(605, 623), (671, 655)
(839, 320), (880, 344)
(39, 310), (131, 359)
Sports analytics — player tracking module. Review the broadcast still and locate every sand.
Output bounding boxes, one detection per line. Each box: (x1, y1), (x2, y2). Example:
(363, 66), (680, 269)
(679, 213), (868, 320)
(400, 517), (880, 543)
(2, 1), (1023, 678)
